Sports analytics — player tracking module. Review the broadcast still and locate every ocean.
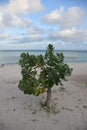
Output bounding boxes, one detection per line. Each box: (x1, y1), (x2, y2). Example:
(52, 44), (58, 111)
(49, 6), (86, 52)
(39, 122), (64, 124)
(0, 50), (87, 65)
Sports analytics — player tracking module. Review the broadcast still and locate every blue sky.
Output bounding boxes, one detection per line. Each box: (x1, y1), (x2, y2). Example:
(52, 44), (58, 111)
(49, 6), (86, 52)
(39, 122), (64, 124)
(0, 0), (87, 50)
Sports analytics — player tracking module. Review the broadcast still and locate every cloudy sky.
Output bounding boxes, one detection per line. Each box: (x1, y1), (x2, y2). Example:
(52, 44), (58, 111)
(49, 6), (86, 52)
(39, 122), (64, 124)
(0, 0), (87, 50)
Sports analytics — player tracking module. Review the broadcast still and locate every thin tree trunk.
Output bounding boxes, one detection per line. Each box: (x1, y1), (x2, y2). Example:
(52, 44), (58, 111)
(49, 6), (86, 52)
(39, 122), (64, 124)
(46, 88), (51, 111)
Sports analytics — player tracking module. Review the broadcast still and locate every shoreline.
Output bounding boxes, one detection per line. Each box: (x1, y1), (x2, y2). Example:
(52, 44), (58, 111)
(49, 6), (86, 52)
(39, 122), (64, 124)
(0, 62), (87, 68)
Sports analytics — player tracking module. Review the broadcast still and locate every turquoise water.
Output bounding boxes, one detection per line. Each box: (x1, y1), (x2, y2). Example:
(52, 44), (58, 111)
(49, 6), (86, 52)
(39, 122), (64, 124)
(0, 50), (87, 65)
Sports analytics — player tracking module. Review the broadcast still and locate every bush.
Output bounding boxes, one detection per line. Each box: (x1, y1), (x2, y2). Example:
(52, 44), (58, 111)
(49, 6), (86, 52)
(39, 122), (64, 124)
(18, 44), (73, 110)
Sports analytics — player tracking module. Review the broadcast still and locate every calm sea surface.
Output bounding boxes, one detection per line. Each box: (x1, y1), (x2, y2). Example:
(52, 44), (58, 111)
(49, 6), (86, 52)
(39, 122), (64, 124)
(0, 50), (87, 65)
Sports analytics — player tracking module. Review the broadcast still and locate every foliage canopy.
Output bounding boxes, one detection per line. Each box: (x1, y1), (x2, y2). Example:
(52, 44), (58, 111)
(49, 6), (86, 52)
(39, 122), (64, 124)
(18, 44), (72, 108)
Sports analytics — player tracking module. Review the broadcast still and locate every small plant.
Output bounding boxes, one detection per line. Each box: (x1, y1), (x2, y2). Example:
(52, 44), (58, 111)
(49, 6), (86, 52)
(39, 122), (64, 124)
(18, 44), (73, 111)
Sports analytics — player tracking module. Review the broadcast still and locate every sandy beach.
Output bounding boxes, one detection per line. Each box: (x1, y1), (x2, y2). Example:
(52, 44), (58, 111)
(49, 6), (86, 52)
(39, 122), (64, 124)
(0, 63), (87, 130)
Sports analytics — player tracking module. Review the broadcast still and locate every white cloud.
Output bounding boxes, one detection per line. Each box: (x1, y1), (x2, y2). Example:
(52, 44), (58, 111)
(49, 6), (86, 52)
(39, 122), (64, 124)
(28, 34), (42, 41)
(0, 42), (48, 50)
(0, 32), (10, 40)
(0, 0), (86, 50)
(0, 25), (45, 45)
(43, 6), (64, 25)
(20, 26), (45, 42)
(0, 12), (32, 28)
(50, 28), (87, 43)
(14, 34), (43, 43)
(6, 0), (44, 15)
(28, 26), (44, 35)
(43, 6), (85, 28)
(0, 0), (44, 29)
(43, 6), (87, 47)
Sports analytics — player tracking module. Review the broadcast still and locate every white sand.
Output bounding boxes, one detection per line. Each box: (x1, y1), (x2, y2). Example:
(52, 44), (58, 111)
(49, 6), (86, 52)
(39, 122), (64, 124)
(0, 63), (87, 130)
